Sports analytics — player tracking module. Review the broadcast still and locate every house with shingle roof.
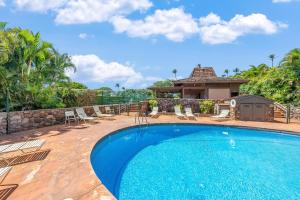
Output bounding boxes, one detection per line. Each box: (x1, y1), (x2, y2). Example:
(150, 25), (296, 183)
(149, 65), (247, 99)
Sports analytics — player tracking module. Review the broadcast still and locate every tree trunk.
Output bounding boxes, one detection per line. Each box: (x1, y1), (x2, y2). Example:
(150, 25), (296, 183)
(27, 60), (32, 76)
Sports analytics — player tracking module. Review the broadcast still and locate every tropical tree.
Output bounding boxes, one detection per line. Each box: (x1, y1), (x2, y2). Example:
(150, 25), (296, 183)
(223, 69), (229, 77)
(57, 81), (87, 89)
(152, 80), (174, 87)
(233, 67), (240, 75)
(0, 24), (76, 111)
(280, 48), (300, 66)
(172, 69), (177, 80)
(115, 83), (120, 91)
(236, 49), (300, 105)
(269, 54), (275, 67)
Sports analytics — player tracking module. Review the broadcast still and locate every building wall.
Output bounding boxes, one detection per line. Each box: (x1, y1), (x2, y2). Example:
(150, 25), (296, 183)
(183, 89), (205, 99)
(182, 83), (241, 99)
(208, 88), (230, 99)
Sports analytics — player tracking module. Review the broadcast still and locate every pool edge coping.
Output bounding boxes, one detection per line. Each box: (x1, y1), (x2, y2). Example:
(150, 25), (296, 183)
(88, 121), (300, 199)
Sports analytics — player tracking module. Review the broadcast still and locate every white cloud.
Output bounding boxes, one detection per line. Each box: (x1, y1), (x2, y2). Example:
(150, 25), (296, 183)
(272, 0), (292, 3)
(78, 33), (94, 39)
(13, 0), (152, 23)
(111, 8), (199, 42)
(68, 54), (160, 87)
(0, 0), (5, 7)
(55, 0), (152, 24)
(199, 13), (287, 44)
(11, 1), (288, 44)
(78, 33), (88, 39)
(14, 0), (66, 12)
(199, 13), (221, 26)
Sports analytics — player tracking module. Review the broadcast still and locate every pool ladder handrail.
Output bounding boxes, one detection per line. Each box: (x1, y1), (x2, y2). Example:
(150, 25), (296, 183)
(135, 113), (149, 125)
(134, 102), (150, 125)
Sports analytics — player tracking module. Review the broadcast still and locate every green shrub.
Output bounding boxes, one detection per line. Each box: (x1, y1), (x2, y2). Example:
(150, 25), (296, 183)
(200, 100), (214, 114)
(149, 99), (158, 108)
(35, 87), (65, 109)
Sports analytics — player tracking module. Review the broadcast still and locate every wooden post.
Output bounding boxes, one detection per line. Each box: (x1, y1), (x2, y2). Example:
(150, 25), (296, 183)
(286, 104), (291, 124)
(5, 88), (10, 134)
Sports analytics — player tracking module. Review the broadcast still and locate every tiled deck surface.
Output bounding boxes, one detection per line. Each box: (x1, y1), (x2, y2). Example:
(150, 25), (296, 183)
(1, 114), (300, 200)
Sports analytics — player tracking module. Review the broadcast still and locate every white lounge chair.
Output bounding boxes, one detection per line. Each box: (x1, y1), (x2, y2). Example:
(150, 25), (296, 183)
(149, 107), (159, 118)
(0, 166), (12, 184)
(65, 111), (78, 125)
(174, 106), (186, 119)
(185, 107), (196, 120)
(105, 106), (115, 115)
(0, 139), (45, 154)
(0, 139), (45, 165)
(212, 109), (230, 120)
(75, 108), (95, 123)
(93, 106), (114, 118)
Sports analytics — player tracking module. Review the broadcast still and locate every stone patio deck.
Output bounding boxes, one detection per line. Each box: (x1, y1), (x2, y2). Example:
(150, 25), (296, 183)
(1, 114), (300, 200)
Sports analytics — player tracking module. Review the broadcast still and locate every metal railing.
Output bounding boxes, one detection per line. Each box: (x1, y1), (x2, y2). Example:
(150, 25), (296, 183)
(274, 102), (287, 113)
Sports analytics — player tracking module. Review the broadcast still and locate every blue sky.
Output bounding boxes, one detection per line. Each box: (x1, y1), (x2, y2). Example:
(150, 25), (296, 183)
(1, 0), (300, 89)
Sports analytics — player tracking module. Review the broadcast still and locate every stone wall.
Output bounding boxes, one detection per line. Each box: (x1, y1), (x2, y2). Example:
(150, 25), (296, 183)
(0, 104), (129, 134)
(0, 112), (7, 134)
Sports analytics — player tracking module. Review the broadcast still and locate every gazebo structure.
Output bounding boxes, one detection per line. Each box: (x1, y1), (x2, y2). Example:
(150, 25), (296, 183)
(149, 65), (247, 100)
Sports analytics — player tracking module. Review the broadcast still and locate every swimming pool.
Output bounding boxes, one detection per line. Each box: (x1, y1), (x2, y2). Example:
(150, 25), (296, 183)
(90, 124), (300, 200)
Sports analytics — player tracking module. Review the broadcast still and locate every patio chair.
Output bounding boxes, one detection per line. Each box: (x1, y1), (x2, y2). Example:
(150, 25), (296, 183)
(212, 109), (230, 120)
(174, 106), (186, 119)
(0, 139), (45, 165)
(93, 106), (114, 118)
(65, 111), (78, 125)
(75, 108), (95, 124)
(0, 166), (12, 184)
(149, 107), (159, 118)
(105, 106), (115, 115)
(184, 107), (196, 120)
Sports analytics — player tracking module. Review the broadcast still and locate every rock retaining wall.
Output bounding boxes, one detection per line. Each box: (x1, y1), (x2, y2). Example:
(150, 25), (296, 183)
(0, 104), (128, 134)
(0, 112), (7, 134)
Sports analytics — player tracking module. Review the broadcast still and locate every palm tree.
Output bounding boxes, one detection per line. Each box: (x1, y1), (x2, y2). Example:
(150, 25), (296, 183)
(48, 52), (75, 84)
(172, 69), (177, 80)
(233, 67), (240, 75)
(0, 22), (7, 31)
(18, 30), (53, 76)
(269, 54), (275, 67)
(224, 69), (229, 77)
(115, 83), (120, 91)
(280, 49), (300, 66)
(122, 87), (126, 91)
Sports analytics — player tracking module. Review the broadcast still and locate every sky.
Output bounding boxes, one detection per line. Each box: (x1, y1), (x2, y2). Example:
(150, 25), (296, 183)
(0, 0), (300, 89)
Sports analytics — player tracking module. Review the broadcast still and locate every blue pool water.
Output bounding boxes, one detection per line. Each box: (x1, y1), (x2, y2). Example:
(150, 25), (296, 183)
(90, 124), (300, 200)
